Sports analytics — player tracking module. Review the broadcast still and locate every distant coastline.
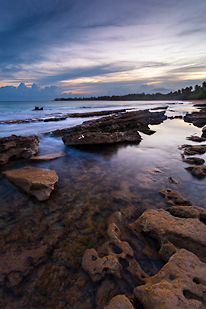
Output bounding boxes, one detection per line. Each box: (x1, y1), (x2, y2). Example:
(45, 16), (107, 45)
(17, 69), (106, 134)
(55, 82), (206, 101)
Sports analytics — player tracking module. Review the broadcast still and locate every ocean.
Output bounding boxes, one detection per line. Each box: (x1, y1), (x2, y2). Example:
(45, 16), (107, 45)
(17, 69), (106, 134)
(0, 99), (205, 307)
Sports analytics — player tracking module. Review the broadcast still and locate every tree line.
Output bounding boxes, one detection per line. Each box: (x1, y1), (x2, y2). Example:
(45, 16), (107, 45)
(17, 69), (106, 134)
(55, 81), (206, 101)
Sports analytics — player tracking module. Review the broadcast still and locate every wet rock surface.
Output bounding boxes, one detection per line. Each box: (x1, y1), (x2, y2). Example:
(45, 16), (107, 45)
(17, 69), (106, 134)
(186, 165), (206, 178)
(3, 166), (58, 201)
(184, 107), (206, 127)
(30, 151), (66, 161)
(183, 156), (205, 165)
(134, 249), (206, 309)
(52, 109), (167, 144)
(0, 135), (39, 165)
(159, 188), (192, 206)
(130, 208), (206, 262)
(179, 144), (206, 155)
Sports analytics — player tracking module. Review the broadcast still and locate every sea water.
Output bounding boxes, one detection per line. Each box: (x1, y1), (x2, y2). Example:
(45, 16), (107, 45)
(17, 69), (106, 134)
(0, 99), (205, 307)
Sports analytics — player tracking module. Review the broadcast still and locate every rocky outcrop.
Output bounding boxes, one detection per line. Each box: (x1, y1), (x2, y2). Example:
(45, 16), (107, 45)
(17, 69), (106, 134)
(179, 144), (206, 155)
(130, 208), (206, 262)
(104, 295), (135, 309)
(183, 157), (205, 165)
(134, 249), (206, 309)
(52, 109), (167, 145)
(3, 166), (58, 201)
(63, 131), (142, 145)
(159, 188), (192, 206)
(30, 151), (66, 161)
(0, 135), (39, 165)
(186, 165), (206, 178)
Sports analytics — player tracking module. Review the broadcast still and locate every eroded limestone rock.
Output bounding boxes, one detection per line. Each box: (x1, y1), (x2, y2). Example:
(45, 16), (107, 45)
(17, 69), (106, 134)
(82, 212), (148, 282)
(0, 135), (39, 165)
(104, 295), (135, 309)
(186, 165), (206, 178)
(159, 188), (192, 206)
(3, 166), (58, 201)
(30, 151), (66, 161)
(130, 208), (206, 262)
(134, 249), (206, 309)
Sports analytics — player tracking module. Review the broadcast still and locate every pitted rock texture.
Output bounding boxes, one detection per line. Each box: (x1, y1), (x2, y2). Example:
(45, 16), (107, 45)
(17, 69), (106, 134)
(186, 165), (206, 178)
(159, 188), (192, 206)
(134, 249), (206, 309)
(104, 295), (135, 309)
(0, 135), (39, 165)
(167, 205), (206, 221)
(30, 151), (66, 161)
(3, 166), (58, 201)
(130, 208), (206, 262)
(82, 212), (148, 282)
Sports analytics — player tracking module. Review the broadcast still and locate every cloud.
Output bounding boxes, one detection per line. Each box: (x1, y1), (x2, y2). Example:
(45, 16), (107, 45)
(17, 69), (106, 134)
(0, 0), (206, 98)
(0, 83), (64, 101)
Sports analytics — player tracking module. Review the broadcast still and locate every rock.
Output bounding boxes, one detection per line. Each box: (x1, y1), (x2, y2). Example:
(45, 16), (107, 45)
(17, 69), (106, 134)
(179, 144), (206, 156)
(183, 157), (205, 165)
(168, 177), (179, 184)
(186, 135), (206, 142)
(167, 205), (206, 221)
(104, 295), (135, 309)
(184, 107), (206, 127)
(134, 249), (206, 309)
(82, 213), (148, 282)
(52, 109), (167, 145)
(30, 151), (66, 161)
(3, 166), (58, 201)
(186, 165), (206, 178)
(63, 130), (142, 145)
(159, 188), (192, 206)
(202, 126), (206, 137)
(0, 135), (39, 165)
(130, 208), (206, 262)
(33, 106), (43, 110)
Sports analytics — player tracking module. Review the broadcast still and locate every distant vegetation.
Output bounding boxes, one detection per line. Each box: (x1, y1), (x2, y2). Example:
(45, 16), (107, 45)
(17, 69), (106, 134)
(55, 81), (206, 101)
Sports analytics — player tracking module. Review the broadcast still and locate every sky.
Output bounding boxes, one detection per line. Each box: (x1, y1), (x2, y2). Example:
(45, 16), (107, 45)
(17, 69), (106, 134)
(0, 0), (206, 101)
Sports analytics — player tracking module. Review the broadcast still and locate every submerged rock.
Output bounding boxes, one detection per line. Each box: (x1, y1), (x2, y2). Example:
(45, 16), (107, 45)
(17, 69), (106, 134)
(82, 212), (148, 282)
(134, 249), (206, 309)
(104, 295), (135, 309)
(0, 135), (39, 165)
(186, 165), (206, 178)
(130, 208), (206, 262)
(3, 166), (58, 201)
(159, 188), (192, 206)
(30, 151), (66, 161)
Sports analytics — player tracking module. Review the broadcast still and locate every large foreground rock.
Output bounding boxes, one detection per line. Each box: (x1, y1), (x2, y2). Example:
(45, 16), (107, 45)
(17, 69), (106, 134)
(52, 109), (167, 145)
(0, 135), (39, 165)
(134, 249), (206, 309)
(130, 208), (206, 262)
(3, 166), (58, 201)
